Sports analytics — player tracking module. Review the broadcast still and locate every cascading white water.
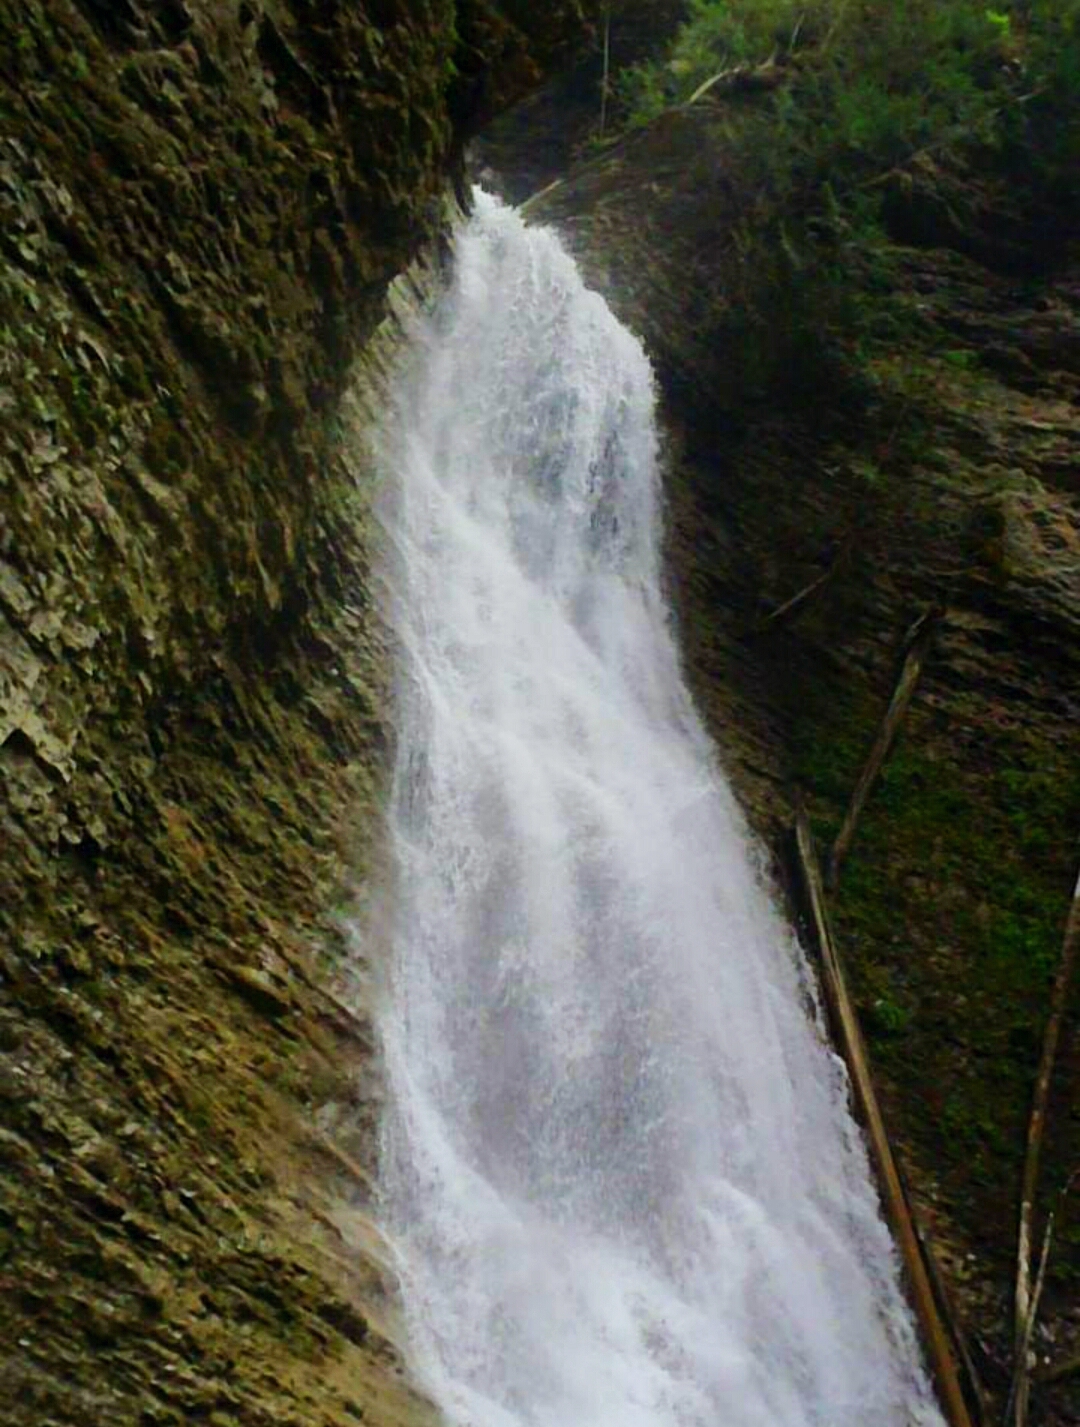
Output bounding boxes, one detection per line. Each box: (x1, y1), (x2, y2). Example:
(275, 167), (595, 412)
(374, 190), (944, 1427)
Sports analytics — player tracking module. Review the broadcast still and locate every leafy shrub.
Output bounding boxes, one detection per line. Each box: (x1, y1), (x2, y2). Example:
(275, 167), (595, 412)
(611, 1), (1080, 406)
(618, 1), (1080, 203)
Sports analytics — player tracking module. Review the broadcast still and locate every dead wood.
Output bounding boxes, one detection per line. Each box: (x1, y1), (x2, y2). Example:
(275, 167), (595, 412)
(273, 942), (375, 1048)
(1008, 1212), (1055, 1427)
(751, 540), (850, 635)
(910, 1205), (990, 1426)
(684, 56), (786, 107)
(793, 808), (975, 1427)
(826, 609), (938, 889)
(1014, 861), (1080, 1427)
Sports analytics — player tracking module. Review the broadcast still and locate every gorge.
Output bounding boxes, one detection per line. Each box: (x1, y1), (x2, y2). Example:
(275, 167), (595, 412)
(3, 4), (1079, 1426)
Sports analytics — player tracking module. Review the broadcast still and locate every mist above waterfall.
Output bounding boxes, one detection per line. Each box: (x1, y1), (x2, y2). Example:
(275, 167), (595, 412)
(374, 190), (942, 1427)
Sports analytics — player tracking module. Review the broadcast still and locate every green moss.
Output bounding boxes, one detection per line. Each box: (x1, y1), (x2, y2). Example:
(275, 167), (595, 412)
(1, 3), (591, 1423)
(794, 691), (1080, 1291)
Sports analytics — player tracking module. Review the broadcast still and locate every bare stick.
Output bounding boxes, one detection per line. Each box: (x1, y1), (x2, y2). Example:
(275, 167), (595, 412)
(752, 540), (849, 633)
(684, 56), (785, 107)
(271, 942), (375, 1048)
(1008, 1212), (1055, 1427)
(793, 809), (974, 1427)
(858, 90), (1047, 195)
(599, 5), (611, 136)
(1015, 874), (1080, 1427)
(307, 1127), (375, 1194)
(826, 609), (937, 889)
(909, 1206), (990, 1426)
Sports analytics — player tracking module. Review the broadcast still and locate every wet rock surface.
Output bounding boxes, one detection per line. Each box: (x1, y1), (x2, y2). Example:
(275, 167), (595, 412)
(0, 3), (588, 1423)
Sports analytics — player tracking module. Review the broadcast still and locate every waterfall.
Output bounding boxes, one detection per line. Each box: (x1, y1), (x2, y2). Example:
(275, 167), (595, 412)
(374, 190), (943, 1427)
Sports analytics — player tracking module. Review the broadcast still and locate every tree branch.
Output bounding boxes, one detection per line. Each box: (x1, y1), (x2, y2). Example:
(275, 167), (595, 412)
(751, 540), (849, 634)
(683, 56), (786, 107)
(792, 809), (975, 1427)
(1014, 859), (1080, 1427)
(826, 609), (938, 889)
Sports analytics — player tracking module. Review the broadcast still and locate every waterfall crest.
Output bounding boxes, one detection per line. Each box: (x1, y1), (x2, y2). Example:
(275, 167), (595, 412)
(374, 190), (943, 1427)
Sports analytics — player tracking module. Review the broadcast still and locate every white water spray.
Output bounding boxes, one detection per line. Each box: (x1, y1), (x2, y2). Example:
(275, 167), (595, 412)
(375, 191), (943, 1427)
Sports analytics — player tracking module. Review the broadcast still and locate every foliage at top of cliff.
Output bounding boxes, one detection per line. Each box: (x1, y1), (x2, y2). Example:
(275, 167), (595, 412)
(589, 0), (1079, 411)
(620, 0), (1080, 212)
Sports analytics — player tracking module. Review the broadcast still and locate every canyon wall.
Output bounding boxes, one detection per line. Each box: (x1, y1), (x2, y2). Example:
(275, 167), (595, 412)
(0, 5), (587, 1423)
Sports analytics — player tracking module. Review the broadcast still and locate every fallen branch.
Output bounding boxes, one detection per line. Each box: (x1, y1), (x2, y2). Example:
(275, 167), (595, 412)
(1012, 865), (1080, 1427)
(519, 176), (565, 218)
(751, 540), (850, 634)
(1007, 1211), (1055, 1427)
(826, 609), (938, 890)
(858, 89), (1048, 195)
(598, 4), (611, 137)
(272, 942), (375, 1049)
(683, 56), (786, 107)
(1027, 1171), (1080, 1392)
(910, 1207), (990, 1427)
(307, 1127), (375, 1195)
(793, 808), (975, 1427)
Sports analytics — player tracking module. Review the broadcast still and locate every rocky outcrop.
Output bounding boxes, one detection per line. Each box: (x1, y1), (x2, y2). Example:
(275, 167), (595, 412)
(529, 106), (1080, 1420)
(472, 0), (687, 201)
(0, 4), (588, 1424)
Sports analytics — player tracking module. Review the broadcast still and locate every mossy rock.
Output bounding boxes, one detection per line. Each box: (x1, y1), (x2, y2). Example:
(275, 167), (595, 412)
(0, 3), (591, 1424)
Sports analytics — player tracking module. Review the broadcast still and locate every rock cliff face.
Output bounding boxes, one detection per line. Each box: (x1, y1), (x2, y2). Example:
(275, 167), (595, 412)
(529, 106), (1080, 1419)
(6, 4), (1078, 1420)
(0, 4), (587, 1424)
(471, 0), (687, 201)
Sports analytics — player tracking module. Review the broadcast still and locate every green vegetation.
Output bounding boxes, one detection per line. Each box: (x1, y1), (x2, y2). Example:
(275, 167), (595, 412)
(793, 696), (1080, 1286)
(610, 0), (1080, 401)
(621, 0), (1080, 174)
